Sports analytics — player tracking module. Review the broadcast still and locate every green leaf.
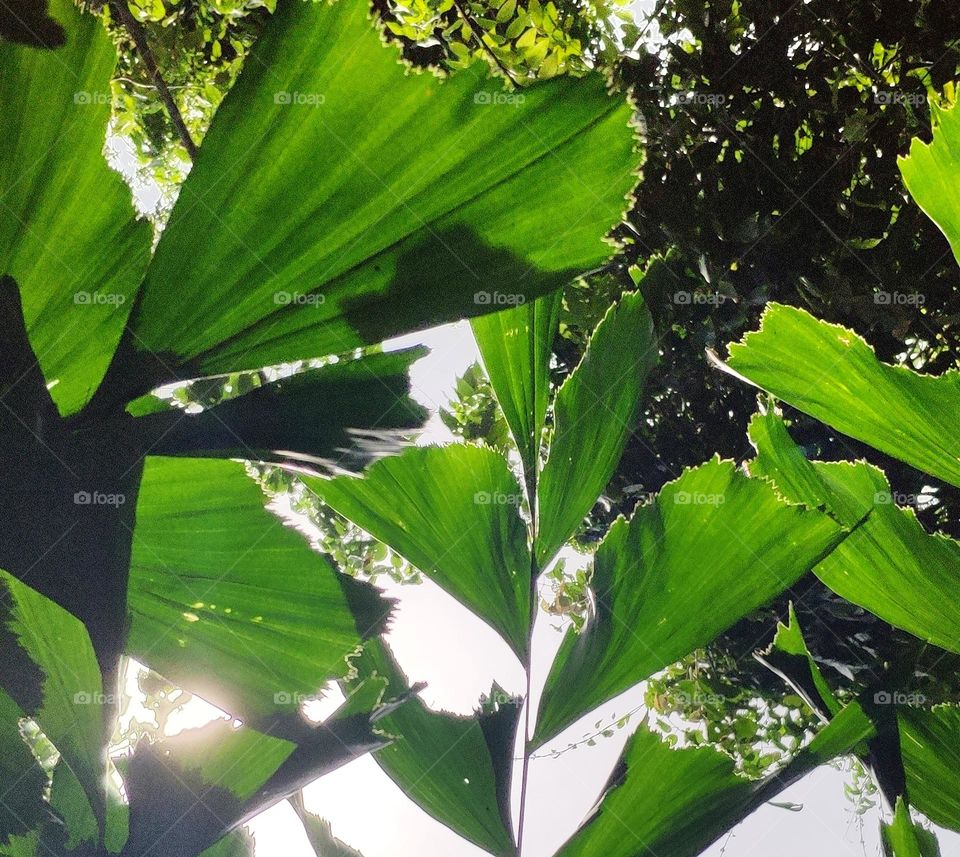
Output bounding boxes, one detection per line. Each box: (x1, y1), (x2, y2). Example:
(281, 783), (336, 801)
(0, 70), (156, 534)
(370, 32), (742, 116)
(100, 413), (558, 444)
(899, 705), (960, 833)
(726, 304), (960, 489)
(126, 457), (390, 720)
(0, 0), (66, 48)
(899, 102), (960, 265)
(133, 348), (428, 473)
(114, 0), (637, 396)
(290, 798), (363, 857)
(536, 292), (656, 565)
(0, 0), (151, 416)
(199, 831), (256, 857)
(533, 457), (847, 745)
(49, 762), (97, 850)
(0, 570), (105, 836)
(555, 702), (874, 857)
(122, 722), (294, 857)
(471, 292), (562, 477)
(881, 797), (942, 857)
(757, 602), (841, 719)
(748, 408), (960, 654)
(345, 641), (518, 857)
(123, 703), (391, 857)
(308, 444), (531, 658)
(0, 691), (46, 845)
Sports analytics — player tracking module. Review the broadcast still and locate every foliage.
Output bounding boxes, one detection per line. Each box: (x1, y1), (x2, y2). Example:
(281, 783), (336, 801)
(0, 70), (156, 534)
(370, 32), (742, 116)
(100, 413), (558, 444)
(95, 0), (635, 221)
(308, 288), (887, 856)
(0, 0), (635, 852)
(3, 0), (960, 855)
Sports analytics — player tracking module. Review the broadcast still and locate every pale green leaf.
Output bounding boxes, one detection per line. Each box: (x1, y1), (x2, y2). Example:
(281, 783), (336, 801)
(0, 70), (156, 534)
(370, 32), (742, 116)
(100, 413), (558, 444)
(127, 458), (389, 720)
(0, 0), (151, 415)
(308, 444), (531, 658)
(556, 703), (874, 857)
(471, 292), (562, 476)
(726, 304), (960, 489)
(114, 0), (638, 398)
(533, 457), (847, 745)
(536, 292), (655, 565)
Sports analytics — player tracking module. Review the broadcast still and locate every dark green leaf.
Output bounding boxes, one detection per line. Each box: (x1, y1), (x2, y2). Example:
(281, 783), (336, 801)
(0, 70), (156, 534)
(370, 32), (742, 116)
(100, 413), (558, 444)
(133, 348), (428, 473)
(756, 602), (841, 719)
(122, 723), (294, 857)
(555, 702), (874, 857)
(345, 641), (518, 857)
(881, 797), (942, 857)
(0, 691), (46, 845)
(291, 795), (364, 857)
(899, 705), (960, 833)
(0, 570), (105, 835)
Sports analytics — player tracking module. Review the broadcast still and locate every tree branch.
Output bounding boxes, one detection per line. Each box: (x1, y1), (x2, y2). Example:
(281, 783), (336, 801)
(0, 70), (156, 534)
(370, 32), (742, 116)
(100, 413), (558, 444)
(450, 0), (519, 87)
(108, 1), (198, 160)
